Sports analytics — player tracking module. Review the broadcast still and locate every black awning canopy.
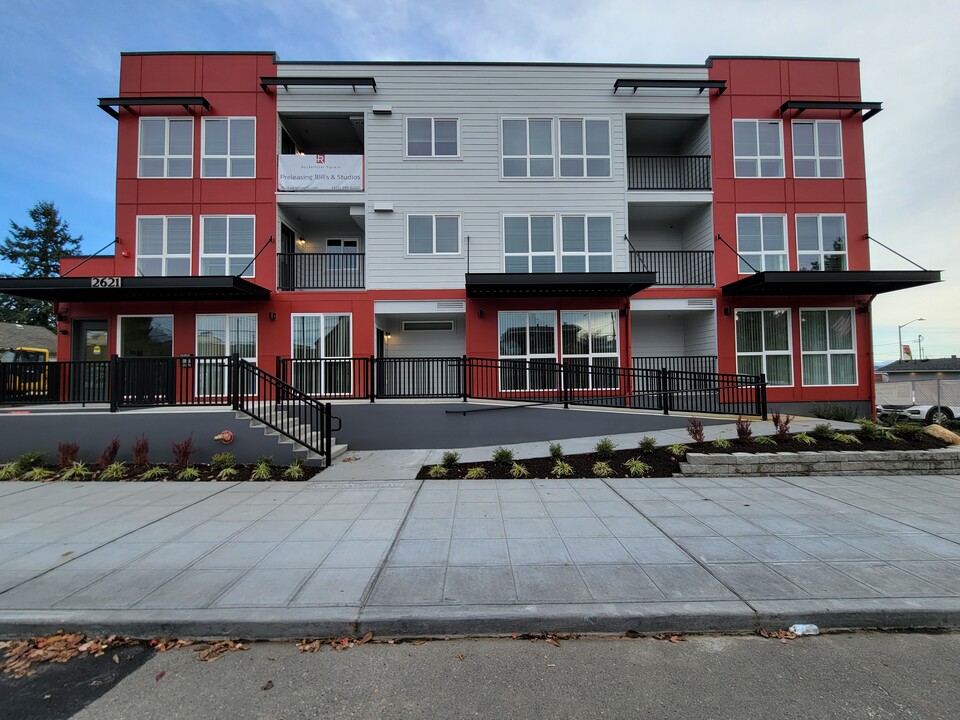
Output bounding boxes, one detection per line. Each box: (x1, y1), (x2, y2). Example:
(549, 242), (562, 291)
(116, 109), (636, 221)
(614, 78), (726, 95)
(98, 96), (212, 119)
(722, 270), (941, 297)
(779, 100), (883, 121)
(465, 272), (656, 299)
(0, 276), (270, 303)
(260, 76), (377, 93)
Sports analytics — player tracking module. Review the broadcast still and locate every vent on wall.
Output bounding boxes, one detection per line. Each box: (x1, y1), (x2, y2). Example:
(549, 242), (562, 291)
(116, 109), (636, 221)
(435, 301), (466, 311)
(686, 298), (714, 309)
(403, 320), (455, 332)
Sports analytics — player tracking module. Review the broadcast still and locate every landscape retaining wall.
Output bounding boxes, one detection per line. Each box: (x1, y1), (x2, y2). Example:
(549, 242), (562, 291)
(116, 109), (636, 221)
(680, 448), (960, 476)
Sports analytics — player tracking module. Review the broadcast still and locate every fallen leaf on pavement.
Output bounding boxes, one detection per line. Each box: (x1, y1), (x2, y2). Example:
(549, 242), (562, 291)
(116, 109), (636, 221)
(194, 640), (250, 662)
(151, 638), (193, 653)
(261, 680), (274, 691)
(758, 628), (798, 642)
(654, 634), (685, 643)
(1, 633), (140, 678)
(155, 671), (166, 682)
(455, 654), (465, 661)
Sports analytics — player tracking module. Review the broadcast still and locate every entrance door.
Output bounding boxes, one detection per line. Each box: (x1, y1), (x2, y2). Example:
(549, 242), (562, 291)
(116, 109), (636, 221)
(71, 320), (109, 402)
(279, 223), (296, 290)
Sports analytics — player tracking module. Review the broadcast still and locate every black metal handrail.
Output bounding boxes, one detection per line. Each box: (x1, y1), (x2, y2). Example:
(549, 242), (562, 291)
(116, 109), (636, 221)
(627, 155), (711, 191)
(277, 252), (365, 290)
(633, 356), (718, 374)
(629, 250), (714, 286)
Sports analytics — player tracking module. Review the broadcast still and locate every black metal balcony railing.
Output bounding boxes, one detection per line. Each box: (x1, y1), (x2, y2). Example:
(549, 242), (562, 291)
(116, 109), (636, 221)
(277, 252), (365, 290)
(633, 356), (718, 374)
(629, 250), (714, 286)
(627, 155), (712, 191)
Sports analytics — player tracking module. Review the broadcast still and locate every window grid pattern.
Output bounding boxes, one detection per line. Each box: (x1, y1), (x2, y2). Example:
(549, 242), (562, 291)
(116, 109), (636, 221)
(793, 120), (843, 178)
(200, 216), (256, 278)
(735, 309), (793, 386)
(406, 117), (459, 157)
(291, 314), (353, 396)
(736, 215), (788, 273)
(202, 118), (255, 178)
(407, 215), (460, 254)
(559, 118), (611, 178)
(801, 309), (856, 386)
(561, 310), (618, 390)
(502, 118), (554, 178)
(797, 215), (847, 271)
(195, 314), (257, 396)
(138, 118), (192, 178)
(733, 120), (784, 178)
(136, 217), (191, 277)
(498, 311), (558, 391)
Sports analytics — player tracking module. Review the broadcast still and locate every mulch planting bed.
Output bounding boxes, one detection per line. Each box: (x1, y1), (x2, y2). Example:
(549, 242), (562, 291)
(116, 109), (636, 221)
(0, 463), (322, 483)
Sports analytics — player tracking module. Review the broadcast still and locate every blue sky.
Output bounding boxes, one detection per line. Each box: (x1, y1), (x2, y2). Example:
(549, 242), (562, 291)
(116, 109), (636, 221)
(0, 0), (957, 363)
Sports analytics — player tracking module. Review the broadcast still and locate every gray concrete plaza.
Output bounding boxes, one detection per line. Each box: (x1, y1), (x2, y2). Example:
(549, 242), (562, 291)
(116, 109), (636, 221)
(1, 472), (959, 638)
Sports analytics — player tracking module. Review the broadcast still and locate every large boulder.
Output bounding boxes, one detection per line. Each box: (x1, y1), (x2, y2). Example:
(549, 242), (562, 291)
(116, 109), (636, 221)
(925, 424), (960, 445)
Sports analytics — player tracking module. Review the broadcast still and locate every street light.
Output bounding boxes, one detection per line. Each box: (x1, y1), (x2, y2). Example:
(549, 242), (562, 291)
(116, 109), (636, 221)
(898, 318), (925, 361)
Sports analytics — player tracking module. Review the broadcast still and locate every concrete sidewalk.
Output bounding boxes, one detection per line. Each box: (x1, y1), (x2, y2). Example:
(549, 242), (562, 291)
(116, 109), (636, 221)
(1, 469), (959, 638)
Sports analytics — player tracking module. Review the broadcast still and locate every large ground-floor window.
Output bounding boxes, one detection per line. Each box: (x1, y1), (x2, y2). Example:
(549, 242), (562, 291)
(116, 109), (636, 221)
(291, 314), (352, 395)
(800, 309), (856, 386)
(561, 310), (618, 389)
(498, 311), (558, 391)
(196, 314), (257, 395)
(735, 309), (792, 385)
(118, 316), (173, 357)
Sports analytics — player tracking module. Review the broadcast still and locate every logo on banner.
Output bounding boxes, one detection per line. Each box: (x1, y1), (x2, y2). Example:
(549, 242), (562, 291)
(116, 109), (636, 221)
(315, 155), (326, 164)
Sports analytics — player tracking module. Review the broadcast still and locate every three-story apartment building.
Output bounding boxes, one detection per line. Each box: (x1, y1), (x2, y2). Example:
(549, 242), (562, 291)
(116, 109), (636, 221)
(1, 52), (940, 415)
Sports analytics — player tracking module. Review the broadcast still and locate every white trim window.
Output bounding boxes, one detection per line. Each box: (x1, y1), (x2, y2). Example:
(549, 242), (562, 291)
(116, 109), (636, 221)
(201, 117), (255, 178)
(733, 120), (784, 178)
(501, 118), (554, 178)
(561, 310), (619, 389)
(136, 216), (191, 276)
(138, 118), (192, 178)
(735, 309), (792, 386)
(406, 117), (459, 157)
(118, 315), (173, 357)
(498, 311), (558, 391)
(559, 118), (611, 178)
(504, 215), (556, 272)
(793, 120), (842, 178)
(407, 214), (460, 254)
(736, 215), (787, 273)
(797, 215), (847, 271)
(560, 215), (613, 272)
(200, 216), (256, 277)
(196, 314), (258, 396)
(291, 314), (352, 395)
(800, 309), (856, 386)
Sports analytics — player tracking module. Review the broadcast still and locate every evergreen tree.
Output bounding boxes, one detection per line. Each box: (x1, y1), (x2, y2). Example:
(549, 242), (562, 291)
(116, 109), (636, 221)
(0, 201), (82, 329)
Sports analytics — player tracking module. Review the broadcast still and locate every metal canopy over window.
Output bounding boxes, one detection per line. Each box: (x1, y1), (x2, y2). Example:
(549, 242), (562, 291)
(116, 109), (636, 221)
(722, 270), (940, 297)
(465, 272), (655, 298)
(779, 100), (883, 121)
(0, 276), (270, 303)
(98, 96), (212, 119)
(613, 79), (726, 95)
(259, 76), (377, 93)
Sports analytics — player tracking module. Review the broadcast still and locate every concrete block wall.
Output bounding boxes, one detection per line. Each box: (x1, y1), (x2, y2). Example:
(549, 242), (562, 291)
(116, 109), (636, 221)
(680, 449), (960, 476)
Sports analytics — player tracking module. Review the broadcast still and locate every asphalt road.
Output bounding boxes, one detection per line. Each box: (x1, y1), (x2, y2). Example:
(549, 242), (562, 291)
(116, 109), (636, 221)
(5, 632), (958, 719)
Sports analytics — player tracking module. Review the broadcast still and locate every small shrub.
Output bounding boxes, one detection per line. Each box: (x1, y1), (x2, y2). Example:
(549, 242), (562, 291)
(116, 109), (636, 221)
(595, 437), (616, 458)
(771, 412), (794, 440)
(427, 464), (448, 479)
(140, 466), (167, 481)
(217, 467), (239, 481)
(464, 466), (488, 480)
(944, 419), (960, 433)
(638, 436), (658, 454)
(57, 442), (80, 469)
(551, 460), (574, 477)
(686, 417), (705, 444)
(22, 467), (54, 482)
(735, 416), (753, 443)
(132, 435), (150, 468)
(795, 432), (817, 445)
(667, 443), (689, 458)
(60, 462), (92, 481)
(712, 437), (732, 449)
(755, 436), (777, 446)
(16, 451), (45, 471)
(96, 437), (120, 470)
(171, 436), (196, 470)
(177, 466), (201, 481)
(592, 460), (614, 478)
(0, 462), (19, 480)
(211, 452), (237, 471)
(251, 460), (273, 481)
(441, 451), (461, 468)
(811, 423), (836, 440)
(890, 423), (925, 441)
(834, 433), (862, 445)
(509, 462), (530, 479)
(855, 419), (883, 441)
(812, 402), (858, 423)
(623, 458), (651, 478)
(492, 446), (515, 464)
(284, 459), (306, 480)
(99, 462), (128, 480)
(878, 428), (902, 442)
(548, 442), (565, 460)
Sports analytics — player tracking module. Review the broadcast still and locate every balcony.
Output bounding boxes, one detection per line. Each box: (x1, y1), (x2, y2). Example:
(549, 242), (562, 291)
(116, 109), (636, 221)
(630, 250), (714, 286)
(627, 156), (711, 191)
(277, 252), (365, 291)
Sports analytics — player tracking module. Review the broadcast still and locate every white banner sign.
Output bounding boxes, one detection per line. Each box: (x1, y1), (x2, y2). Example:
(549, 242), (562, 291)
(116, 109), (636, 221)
(278, 155), (364, 191)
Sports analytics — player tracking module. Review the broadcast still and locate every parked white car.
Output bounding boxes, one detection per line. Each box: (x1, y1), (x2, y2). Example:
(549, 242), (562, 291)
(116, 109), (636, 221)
(876, 403), (958, 424)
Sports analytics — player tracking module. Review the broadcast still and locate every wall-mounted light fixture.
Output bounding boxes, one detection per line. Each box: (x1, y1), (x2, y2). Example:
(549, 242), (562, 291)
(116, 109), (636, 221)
(268, 311), (277, 321)
(296, 236), (306, 246)
(385, 331), (392, 339)
(723, 307), (732, 316)
(477, 309), (484, 319)
(373, 202), (394, 213)
(372, 104), (393, 115)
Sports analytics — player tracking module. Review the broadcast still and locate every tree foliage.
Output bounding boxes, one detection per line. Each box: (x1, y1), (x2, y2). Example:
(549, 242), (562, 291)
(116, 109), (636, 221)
(0, 201), (82, 329)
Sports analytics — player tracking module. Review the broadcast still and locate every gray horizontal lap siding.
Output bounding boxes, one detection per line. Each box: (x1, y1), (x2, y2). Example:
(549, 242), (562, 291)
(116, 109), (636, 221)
(276, 65), (710, 291)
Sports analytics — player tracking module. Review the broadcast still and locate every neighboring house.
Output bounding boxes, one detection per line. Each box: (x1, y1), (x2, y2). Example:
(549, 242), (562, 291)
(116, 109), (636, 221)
(0, 322), (57, 359)
(876, 357), (960, 382)
(0, 53), (941, 415)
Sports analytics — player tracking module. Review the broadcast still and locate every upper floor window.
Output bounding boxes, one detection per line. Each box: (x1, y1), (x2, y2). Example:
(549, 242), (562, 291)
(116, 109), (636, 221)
(736, 215), (787, 273)
(502, 118), (554, 178)
(733, 120), (783, 177)
(504, 215), (556, 272)
(406, 117), (459, 157)
(797, 215), (847, 271)
(793, 120), (842, 178)
(139, 118), (192, 178)
(407, 214), (460, 254)
(200, 216), (255, 277)
(560, 216), (613, 271)
(559, 119), (611, 178)
(202, 118), (255, 178)
(735, 309), (792, 386)
(136, 216), (191, 276)
(800, 309), (856, 386)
